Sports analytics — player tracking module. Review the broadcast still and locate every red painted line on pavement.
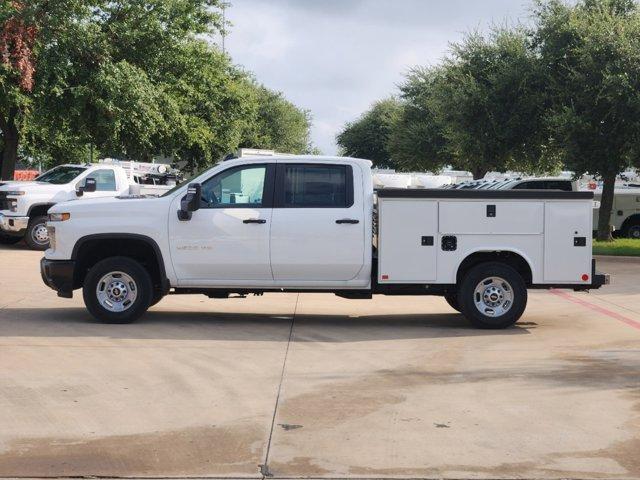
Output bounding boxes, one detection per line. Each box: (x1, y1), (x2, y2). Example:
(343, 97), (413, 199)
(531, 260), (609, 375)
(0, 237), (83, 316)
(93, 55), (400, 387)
(550, 289), (640, 331)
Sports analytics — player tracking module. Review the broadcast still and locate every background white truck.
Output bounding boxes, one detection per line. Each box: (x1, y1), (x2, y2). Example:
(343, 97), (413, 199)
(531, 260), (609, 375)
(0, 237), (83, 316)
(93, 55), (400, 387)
(0, 161), (179, 250)
(41, 156), (608, 329)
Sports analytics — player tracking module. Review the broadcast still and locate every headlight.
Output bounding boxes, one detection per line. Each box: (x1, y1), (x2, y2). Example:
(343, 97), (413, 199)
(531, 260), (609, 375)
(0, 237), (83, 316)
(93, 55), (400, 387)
(6, 191), (25, 196)
(48, 213), (71, 222)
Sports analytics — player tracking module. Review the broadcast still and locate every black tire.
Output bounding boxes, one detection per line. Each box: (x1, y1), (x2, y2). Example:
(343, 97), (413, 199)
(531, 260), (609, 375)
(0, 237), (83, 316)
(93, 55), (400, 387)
(83, 256), (153, 324)
(0, 233), (22, 245)
(444, 293), (461, 313)
(149, 289), (165, 308)
(457, 262), (527, 329)
(624, 222), (640, 240)
(24, 215), (50, 250)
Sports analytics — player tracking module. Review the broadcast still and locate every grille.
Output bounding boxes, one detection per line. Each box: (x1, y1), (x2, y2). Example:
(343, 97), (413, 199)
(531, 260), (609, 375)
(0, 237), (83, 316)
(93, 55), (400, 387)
(0, 192), (10, 211)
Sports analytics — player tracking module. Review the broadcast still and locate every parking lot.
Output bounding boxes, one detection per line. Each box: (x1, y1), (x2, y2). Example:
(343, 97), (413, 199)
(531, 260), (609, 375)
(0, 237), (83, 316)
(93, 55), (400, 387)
(0, 244), (638, 479)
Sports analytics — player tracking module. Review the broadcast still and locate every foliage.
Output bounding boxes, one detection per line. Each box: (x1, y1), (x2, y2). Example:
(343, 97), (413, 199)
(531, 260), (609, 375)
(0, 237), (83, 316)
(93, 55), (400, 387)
(593, 238), (640, 256)
(0, 1), (313, 176)
(336, 97), (403, 168)
(388, 70), (451, 172)
(534, 0), (640, 239)
(241, 83), (315, 155)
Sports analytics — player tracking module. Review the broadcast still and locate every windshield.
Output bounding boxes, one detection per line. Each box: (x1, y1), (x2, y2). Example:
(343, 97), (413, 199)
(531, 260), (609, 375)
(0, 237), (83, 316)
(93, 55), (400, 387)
(36, 166), (87, 185)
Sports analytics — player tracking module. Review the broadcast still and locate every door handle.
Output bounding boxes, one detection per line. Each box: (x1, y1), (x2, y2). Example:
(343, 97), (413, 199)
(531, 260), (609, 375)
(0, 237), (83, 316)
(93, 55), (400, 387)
(336, 219), (360, 224)
(243, 219), (266, 224)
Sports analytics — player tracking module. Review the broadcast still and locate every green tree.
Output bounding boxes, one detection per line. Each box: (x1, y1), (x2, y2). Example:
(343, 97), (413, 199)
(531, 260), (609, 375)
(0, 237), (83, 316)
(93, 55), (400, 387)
(0, 1), (270, 177)
(336, 97), (402, 168)
(241, 84), (314, 154)
(388, 69), (451, 172)
(430, 27), (550, 179)
(535, 0), (640, 241)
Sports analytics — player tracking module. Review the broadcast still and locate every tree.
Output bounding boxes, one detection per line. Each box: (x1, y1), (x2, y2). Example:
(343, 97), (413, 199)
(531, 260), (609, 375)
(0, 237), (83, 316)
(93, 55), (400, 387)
(535, 0), (640, 241)
(241, 84), (315, 155)
(387, 69), (451, 172)
(0, 1), (276, 177)
(429, 27), (551, 179)
(336, 97), (402, 168)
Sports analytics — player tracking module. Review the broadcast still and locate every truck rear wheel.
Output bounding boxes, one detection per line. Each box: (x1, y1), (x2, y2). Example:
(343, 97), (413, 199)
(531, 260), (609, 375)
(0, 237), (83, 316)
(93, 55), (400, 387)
(624, 221), (640, 239)
(83, 256), (152, 323)
(457, 262), (527, 329)
(444, 293), (461, 313)
(25, 215), (50, 250)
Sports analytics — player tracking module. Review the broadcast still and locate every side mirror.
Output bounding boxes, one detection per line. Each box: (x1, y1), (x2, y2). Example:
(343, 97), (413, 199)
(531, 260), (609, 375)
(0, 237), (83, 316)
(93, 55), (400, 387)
(178, 183), (202, 221)
(76, 178), (97, 197)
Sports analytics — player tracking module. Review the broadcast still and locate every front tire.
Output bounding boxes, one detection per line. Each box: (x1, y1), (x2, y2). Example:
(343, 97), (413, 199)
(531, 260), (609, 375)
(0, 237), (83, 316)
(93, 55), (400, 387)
(624, 222), (640, 239)
(83, 256), (152, 323)
(25, 215), (50, 250)
(457, 262), (527, 329)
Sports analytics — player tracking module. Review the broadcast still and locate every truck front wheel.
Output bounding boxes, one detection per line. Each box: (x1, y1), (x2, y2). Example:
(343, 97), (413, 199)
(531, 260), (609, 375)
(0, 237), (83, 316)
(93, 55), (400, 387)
(457, 262), (527, 329)
(83, 256), (153, 323)
(25, 215), (50, 250)
(444, 293), (461, 313)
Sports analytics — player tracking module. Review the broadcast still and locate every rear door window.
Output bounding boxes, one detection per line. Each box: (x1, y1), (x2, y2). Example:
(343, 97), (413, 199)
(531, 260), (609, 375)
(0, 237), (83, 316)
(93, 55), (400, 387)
(277, 164), (353, 208)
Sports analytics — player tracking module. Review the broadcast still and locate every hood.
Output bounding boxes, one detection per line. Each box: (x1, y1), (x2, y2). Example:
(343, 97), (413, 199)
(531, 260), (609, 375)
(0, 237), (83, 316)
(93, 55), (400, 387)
(0, 181), (65, 193)
(49, 194), (163, 213)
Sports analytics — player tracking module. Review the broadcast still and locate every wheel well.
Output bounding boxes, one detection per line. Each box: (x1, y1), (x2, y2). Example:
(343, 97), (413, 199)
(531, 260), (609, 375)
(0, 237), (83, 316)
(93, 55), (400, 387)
(456, 251), (533, 286)
(620, 214), (640, 233)
(73, 236), (166, 291)
(28, 204), (55, 218)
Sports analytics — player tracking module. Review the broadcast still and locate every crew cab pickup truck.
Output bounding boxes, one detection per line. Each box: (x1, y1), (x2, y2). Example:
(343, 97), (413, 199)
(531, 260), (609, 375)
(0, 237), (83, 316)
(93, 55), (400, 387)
(41, 156), (608, 329)
(0, 161), (178, 250)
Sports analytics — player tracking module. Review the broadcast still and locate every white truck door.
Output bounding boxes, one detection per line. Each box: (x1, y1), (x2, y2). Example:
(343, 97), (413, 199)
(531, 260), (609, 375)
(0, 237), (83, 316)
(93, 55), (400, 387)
(168, 163), (275, 284)
(76, 168), (122, 199)
(270, 163), (365, 282)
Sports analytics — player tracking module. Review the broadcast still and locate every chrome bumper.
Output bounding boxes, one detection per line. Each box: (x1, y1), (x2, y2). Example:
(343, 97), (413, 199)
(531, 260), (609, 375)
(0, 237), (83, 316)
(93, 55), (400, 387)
(0, 213), (28, 233)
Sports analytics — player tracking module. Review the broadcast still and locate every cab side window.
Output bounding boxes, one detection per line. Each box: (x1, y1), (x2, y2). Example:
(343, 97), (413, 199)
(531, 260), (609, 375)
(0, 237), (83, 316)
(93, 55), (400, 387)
(90, 169), (117, 191)
(201, 165), (267, 208)
(278, 164), (353, 208)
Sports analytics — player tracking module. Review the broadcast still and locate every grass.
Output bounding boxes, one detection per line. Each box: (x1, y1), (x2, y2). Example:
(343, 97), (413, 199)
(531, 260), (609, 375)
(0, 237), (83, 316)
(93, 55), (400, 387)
(593, 238), (640, 256)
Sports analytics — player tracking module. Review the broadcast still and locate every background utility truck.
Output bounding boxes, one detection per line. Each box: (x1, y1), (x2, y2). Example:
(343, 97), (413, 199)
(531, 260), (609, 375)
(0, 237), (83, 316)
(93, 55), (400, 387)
(0, 160), (180, 250)
(41, 156), (608, 329)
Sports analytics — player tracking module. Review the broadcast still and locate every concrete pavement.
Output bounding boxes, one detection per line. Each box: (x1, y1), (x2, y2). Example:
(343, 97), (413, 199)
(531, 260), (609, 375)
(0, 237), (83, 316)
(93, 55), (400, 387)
(0, 244), (638, 478)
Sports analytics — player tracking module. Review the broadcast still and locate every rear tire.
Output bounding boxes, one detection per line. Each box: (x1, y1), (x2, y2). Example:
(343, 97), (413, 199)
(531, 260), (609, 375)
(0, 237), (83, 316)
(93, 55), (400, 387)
(624, 222), (640, 239)
(83, 256), (152, 324)
(25, 215), (50, 250)
(0, 234), (22, 245)
(457, 262), (527, 329)
(444, 293), (461, 312)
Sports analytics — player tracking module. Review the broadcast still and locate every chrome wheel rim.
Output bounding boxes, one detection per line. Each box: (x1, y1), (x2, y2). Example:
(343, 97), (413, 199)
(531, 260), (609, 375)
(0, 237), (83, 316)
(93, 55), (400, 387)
(31, 223), (49, 245)
(473, 276), (513, 317)
(96, 271), (138, 312)
(630, 226), (640, 239)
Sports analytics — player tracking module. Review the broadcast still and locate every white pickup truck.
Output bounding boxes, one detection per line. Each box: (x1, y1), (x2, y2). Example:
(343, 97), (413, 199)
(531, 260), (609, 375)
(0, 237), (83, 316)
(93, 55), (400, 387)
(41, 156), (608, 329)
(0, 161), (178, 250)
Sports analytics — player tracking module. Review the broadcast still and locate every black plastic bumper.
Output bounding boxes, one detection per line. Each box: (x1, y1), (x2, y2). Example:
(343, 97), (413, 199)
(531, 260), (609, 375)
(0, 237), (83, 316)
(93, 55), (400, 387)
(40, 258), (75, 298)
(589, 258), (610, 289)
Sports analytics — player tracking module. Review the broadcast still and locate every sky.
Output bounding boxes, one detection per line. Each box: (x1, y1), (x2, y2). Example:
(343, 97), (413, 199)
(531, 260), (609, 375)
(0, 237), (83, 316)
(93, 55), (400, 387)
(223, 0), (533, 155)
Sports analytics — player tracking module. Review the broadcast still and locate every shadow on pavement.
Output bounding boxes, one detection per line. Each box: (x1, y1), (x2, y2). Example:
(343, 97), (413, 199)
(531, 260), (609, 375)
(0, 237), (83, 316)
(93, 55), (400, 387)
(0, 307), (535, 341)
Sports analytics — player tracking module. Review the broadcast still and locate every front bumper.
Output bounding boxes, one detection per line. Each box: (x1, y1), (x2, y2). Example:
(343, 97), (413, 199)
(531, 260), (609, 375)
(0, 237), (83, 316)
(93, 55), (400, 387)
(40, 257), (75, 298)
(0, 213), (28, 235)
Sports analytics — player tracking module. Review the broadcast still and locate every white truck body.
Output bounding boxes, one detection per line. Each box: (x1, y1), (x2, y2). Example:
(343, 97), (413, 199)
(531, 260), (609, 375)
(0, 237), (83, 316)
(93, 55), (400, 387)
(0, 162), (178, 249)
(41, 156), (607, 328)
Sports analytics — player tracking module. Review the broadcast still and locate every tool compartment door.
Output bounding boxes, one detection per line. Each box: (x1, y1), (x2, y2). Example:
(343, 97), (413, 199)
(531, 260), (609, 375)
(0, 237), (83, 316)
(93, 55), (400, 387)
(544, 201), (593, 283)
(439, 201), (543, 234)
(378, 199), (438, 283)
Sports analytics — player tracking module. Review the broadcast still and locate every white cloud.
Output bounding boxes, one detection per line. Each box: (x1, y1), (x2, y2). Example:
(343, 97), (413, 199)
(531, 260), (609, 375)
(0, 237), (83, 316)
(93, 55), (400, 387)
(224, 0), (531, 155)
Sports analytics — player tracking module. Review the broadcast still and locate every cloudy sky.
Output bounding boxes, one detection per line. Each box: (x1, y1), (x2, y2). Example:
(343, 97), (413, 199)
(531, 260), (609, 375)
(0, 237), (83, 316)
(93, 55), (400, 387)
(223, 0), (532, 155)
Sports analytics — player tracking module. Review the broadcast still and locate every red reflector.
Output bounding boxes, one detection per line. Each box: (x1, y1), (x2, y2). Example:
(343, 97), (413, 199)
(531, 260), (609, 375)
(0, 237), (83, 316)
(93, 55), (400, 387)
(582, 274), (589, 281)
(381, 274), (389, 280)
